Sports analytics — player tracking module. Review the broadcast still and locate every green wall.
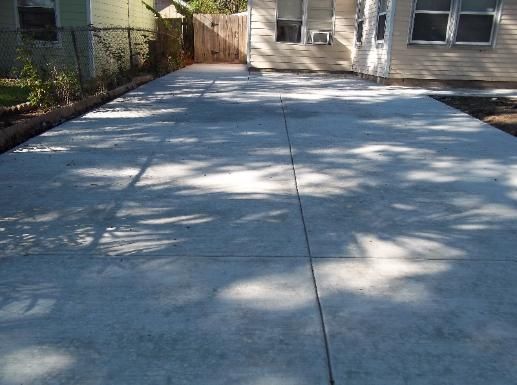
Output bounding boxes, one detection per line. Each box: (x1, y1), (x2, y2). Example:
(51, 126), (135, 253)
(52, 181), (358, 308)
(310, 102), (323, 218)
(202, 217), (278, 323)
(0, 1), (88, 77)
(0, 1), (88, 28)
(60, 0), (89, 26)
(0, 1), (16, 29)
(92, 0), (156, 28)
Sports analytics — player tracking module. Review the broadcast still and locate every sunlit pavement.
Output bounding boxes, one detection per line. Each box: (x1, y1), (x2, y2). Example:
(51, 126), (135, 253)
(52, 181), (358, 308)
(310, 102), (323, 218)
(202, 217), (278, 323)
(1, 64), (516, 385)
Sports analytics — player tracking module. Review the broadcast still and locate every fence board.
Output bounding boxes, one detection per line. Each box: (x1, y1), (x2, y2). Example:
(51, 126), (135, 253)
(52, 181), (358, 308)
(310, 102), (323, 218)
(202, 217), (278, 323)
(194, 14), (248, 64)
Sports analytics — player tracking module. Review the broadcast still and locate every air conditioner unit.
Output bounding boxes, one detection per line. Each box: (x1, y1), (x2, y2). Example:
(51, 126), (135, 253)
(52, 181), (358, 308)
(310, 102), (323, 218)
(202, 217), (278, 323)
(310, 31), (332, 45)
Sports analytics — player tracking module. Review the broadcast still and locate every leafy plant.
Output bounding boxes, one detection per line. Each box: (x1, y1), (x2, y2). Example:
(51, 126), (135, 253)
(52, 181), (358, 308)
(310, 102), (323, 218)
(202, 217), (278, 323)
(186, 0), (246, 13)
(16, 44), (81, 108)
(17, 46), (51, 107)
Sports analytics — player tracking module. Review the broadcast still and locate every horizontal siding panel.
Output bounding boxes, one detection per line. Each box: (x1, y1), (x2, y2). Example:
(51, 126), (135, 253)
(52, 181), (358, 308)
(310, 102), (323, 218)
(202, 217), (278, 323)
(251, 56), (351, 65)
(251, 42), (352, 51)
(251, 61), (351, 71)
(251, 50), (350, 61)
(388, 0), (517, 81)
(352, 0), (390, 77)
(249, 0), (355, 71)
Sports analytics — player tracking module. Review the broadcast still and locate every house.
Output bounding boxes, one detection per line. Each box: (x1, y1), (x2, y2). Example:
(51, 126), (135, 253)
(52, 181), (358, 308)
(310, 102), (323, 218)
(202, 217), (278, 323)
(0, 0), (156, 31)
(156, 0), (184, 18)
(248, 0), (517, 85)
(0, 0), (157, 77)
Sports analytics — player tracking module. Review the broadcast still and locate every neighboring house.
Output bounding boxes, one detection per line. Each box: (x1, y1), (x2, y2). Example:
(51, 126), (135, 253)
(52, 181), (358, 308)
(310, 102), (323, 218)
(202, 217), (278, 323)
(156, 0), (184, 18)
(0, 0), (156, 30)
(0, 0), (157, 77)
(248, 0), (517, 84)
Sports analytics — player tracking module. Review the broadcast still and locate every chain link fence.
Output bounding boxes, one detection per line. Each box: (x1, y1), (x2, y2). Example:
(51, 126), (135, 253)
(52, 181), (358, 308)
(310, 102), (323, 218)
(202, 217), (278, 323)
(0, 25), (183, 105)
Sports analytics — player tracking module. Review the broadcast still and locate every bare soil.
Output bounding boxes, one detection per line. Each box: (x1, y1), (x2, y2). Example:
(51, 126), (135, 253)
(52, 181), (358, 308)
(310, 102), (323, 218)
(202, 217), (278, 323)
(433, 96), (517, 137)
(0, 109), (46, 130)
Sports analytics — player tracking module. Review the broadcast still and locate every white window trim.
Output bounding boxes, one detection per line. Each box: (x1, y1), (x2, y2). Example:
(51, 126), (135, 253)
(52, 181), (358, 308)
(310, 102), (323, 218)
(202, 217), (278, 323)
(275, 0), (336, 45)
(409, 1), (454, 45)
(452, 0), (502, 45)
(14, 0), (62, 46)
(376, 0), (389, 43)
(408, 0), (503, 47)
(355, 0), (365, 46)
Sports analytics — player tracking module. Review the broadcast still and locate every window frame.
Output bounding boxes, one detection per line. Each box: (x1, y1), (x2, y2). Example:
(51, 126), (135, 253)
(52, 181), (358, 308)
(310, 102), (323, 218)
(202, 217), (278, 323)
(15, 0), (61, 45)
(275, 0), (336, 45)
(409, 0), (454, 45)
(355, 0), (366, 46)
(408, 0), (503, 47)
(452, 0), (502, 46)
(376, 0), (389, 43)
(275, 0), (304, 44)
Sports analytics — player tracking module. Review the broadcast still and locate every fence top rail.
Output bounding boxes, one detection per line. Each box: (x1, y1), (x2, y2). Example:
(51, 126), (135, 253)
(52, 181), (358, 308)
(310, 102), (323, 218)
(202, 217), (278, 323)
(0, 26), (159, 33)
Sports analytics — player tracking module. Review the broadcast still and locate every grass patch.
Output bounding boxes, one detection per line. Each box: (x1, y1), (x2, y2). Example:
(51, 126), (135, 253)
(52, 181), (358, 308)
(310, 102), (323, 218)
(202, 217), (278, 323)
(0, 79), (29, 107)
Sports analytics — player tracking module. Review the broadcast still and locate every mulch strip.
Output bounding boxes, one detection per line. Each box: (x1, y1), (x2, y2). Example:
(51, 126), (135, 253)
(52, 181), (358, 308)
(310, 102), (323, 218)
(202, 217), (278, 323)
(433, 96), (517, 137)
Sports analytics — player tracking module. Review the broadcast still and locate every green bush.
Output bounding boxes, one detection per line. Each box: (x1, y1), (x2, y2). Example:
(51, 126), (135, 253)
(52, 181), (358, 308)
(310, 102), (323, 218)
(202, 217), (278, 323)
(188, 0), (247, 13)
(16, 46), (81, 108)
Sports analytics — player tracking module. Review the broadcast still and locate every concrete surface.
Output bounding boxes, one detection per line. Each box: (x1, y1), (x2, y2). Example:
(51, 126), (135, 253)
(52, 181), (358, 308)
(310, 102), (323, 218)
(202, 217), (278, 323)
(0, 64), (516, 384)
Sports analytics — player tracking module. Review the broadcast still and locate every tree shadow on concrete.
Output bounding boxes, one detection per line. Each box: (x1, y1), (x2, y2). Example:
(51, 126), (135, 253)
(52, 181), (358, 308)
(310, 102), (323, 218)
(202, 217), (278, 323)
(0, 69), (516, 384)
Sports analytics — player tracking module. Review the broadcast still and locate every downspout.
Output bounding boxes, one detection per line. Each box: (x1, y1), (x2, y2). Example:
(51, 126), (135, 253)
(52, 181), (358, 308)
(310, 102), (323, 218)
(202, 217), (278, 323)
(383, 0), (397, 79)
(247, 0), (253, 68)
(86, 0), (96, 78)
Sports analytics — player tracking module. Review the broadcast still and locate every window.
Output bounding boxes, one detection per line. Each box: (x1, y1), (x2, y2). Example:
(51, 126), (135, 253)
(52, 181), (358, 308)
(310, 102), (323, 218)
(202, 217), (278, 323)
(17, 0), (58, 42)
(356, 0), (366, 44)
(307, 0), (334, 44)
(276, 0), (335, 44)
(376, 0), (388, 41)
(276, 0), (303, 43)
(455, 0), (499, 44)
(410, 0), (502, 46)
(411, 0), (452, 43)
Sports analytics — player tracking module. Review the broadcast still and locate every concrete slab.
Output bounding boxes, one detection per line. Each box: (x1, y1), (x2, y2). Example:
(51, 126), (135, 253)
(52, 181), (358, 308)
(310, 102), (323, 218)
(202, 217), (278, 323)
(313, 258), (517, 385)
(0, 256), (329, 385)
(280, 78), (517, 259)
(0, 67), (307, 257)
(1, 65), (517, 385)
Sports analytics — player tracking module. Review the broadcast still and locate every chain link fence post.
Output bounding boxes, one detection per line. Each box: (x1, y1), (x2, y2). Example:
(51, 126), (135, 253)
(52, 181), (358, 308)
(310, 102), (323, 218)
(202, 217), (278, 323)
(127, 27), (134, 73)
(71, 30), (85, 97)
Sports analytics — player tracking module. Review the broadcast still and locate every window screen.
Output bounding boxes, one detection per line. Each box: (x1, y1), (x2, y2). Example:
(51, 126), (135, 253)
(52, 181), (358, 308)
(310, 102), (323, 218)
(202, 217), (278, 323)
(277, 0), (303, 20)
(276, 0), (303, 43)
(415, 0), (452, 11)
(277, 20), (303, 43)
(17, 0), (57, 41)
(376, 0), (388, 41)
(276, 0), (334, 44)
(411, 0), (451, 42)
(461, 0), (498, 12)
(456, 0), (498, 44)
(356, 0), (366, 44)
(307, 0), (333, 29)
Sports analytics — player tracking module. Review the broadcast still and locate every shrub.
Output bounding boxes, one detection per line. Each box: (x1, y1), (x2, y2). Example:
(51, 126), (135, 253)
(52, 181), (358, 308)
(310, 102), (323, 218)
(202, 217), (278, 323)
(16, 45), (81, 108)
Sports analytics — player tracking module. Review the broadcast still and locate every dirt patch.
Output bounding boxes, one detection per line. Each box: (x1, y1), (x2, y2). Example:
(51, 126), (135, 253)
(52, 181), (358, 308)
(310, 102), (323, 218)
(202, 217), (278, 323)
(433, 96), (517, 137)
(0, 110), (45, 130)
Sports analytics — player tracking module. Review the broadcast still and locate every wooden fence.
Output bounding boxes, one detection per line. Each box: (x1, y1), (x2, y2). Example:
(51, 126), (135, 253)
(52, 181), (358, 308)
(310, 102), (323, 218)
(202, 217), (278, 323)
(193, 14), (248, 64)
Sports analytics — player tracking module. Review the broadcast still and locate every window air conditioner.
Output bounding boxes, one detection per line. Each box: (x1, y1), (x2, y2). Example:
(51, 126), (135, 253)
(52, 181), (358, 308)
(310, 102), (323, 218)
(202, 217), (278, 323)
(310, 31), (332, 45)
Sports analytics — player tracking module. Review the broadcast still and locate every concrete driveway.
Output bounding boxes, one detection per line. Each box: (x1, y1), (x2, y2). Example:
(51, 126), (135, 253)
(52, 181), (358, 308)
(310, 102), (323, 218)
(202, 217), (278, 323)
(1, 64), (516, 385)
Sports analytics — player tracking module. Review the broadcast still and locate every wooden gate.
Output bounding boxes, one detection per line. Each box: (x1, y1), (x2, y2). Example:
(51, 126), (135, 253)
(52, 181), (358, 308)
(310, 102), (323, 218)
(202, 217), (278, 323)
(193, 14), (248, 64)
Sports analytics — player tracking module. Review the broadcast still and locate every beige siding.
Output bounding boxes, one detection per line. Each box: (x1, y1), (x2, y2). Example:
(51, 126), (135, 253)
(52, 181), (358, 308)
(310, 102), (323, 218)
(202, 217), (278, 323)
(156, 0), (183, 18)
(352, 0), (392, 77)
(249, 0), (355, 71)
(388, 0), (517, 82)
(93, 0), (156, 29)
